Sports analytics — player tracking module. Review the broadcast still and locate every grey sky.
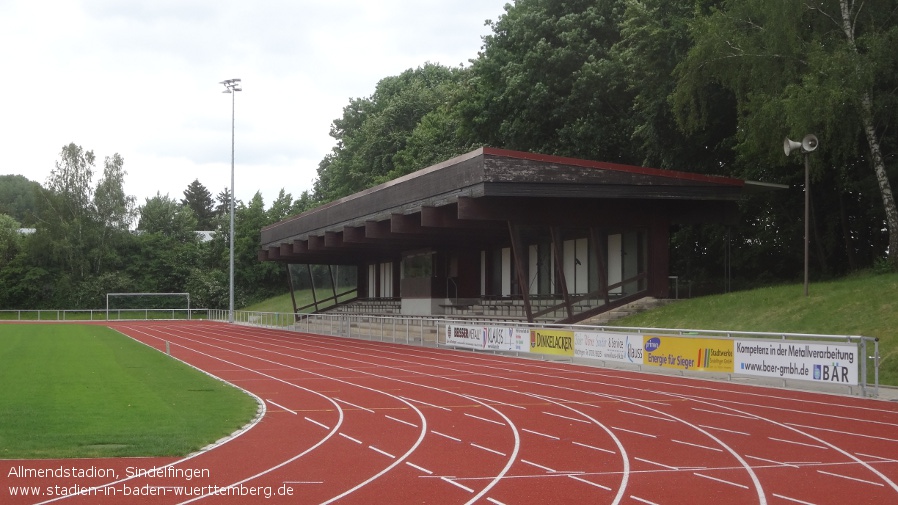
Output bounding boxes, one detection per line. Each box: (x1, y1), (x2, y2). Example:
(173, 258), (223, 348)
(0, 0), (509, 208)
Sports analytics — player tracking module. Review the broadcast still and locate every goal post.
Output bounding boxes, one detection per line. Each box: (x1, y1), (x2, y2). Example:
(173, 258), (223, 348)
(106, 293), (192, 321)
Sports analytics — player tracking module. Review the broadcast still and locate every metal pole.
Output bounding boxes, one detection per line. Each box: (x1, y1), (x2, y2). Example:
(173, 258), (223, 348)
(220, 78), (241, 323)
(804, 152), (810, 297)
(229, 88), (236, 323)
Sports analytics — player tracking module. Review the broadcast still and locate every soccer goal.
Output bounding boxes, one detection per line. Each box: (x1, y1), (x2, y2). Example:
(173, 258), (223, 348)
(106, 293), (192, 321)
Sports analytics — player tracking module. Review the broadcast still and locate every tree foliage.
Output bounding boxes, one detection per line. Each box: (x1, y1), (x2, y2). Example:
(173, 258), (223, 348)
(181, 179), (216, 230)
(672, 0), (898, 268)
(311, 0), (897, 288)
(0, 175), (41, 226)
(0, 149), (298, 309)
(314, 63), (469, 201)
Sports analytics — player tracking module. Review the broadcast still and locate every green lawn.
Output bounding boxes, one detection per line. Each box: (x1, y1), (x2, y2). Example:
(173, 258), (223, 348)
(0, 324), (258, 459)
(615, 271), (898, 385)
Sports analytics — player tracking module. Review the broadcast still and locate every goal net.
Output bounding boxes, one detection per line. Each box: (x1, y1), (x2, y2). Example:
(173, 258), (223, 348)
(106, 292), (192, 321)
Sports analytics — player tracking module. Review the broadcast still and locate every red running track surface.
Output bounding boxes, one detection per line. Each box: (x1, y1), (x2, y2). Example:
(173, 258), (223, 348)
(3, 320), (897, 504)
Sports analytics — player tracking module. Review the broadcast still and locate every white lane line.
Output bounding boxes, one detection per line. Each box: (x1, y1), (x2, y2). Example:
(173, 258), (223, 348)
(694, 472), (749, 489)
(283, 481), (324, 485)
(744, 455), (799, 469)
(857, 452), (898, 463)
(521, 428), (560, 440)
(266, 399), (297, 414)
(339, 433), (362, 444)
(787, 422), (898, 443)
(468, 395), (527, 410)
(635, 457), (679, 470)
(620, 409), (674, 422)
(471, 443), (506, 456)
(465, 412), (505, 425)
(486, 498), (507, 505)
(401, 395), (451, 411)
(334, 397), (375, 413)
(369, 445), (396, 459)
(521, 459), (556, 473)
(611, 426), (656, 438)
(568, 474), (612, 491)
(817, 470), (884, 487)
(631, 496), (661, 505)
(543, 411), (590, 423)
(405, 462), (433, 475)
(672, 439), (723, 452)
(769, 437), (828, 450)
(431, 430), (462, 442)
(572, 441), (616, 454)
(441, 476), (475, 493)
(385, 414), (418, 428)
(692, 407), (756, 420)
(699, 424), (750, 436)
(772, 493), (817, 505)
(304, 417), (329, 430)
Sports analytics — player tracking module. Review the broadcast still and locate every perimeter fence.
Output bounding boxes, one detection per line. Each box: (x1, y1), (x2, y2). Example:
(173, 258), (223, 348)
(0, 308), (206, 321)
(208, 309), (881, 398)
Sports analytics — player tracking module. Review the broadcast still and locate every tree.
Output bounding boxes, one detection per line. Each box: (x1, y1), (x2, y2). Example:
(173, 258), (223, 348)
(0, 175), (41, 226)
(138, 193), (198, 241)
(34, 143), (97, 280)
(92, 153), (136, 274)
(673, 0), (898, 269)
(267, 189), (294, 223)
(458, 0), (635, 162)
(0, 213), (20, 267)
(314, 63), (468, 202)
(182, 179), (216, 230)
(214, 188), (233, 218)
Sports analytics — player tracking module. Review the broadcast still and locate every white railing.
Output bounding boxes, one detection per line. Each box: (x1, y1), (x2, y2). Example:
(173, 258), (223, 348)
(0, 308), (208, 321)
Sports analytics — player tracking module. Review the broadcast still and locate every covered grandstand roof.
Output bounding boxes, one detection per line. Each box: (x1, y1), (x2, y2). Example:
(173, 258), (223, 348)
(259, 147), (780, 264)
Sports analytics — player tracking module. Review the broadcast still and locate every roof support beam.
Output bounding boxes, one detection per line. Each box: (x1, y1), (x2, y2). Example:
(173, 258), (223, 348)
(508, 221), (534, 322)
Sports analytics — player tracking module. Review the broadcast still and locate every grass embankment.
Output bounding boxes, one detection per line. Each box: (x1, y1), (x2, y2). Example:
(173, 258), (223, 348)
(0, 325), (258, 459)
(615, 271), (898, 385)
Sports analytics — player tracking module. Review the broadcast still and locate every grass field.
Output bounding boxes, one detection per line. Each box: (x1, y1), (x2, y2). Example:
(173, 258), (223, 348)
(0, 324), (258, 459)
(615, 271), (898, 385)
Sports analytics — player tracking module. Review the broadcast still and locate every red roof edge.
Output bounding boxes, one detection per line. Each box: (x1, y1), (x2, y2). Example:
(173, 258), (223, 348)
(481, 147), (745, 187)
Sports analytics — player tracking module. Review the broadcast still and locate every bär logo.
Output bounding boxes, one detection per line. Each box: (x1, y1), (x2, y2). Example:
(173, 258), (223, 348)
(644, 337), (661, 352)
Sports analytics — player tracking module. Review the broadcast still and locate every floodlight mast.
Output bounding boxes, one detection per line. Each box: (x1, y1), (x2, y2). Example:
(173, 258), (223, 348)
(221, 78), (241, 323)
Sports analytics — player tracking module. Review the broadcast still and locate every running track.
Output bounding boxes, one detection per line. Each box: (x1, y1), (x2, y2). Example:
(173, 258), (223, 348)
(3, 320), (898, 504)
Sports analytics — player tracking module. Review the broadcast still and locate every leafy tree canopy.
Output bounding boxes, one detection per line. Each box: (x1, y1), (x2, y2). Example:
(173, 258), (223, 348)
(0, 175), (41, 226)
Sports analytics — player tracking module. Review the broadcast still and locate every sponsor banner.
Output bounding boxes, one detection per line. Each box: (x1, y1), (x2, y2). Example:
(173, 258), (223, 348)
(573, 331), (644, 365)
(445, 324), (484, 349)
(643, 336), (734, 372)
(484, 326), (530, 352)
(734, 340), (858, 385)
(530, 329), (575, 356)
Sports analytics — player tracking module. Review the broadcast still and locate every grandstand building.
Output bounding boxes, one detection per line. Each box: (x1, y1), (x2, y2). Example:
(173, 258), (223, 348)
(259, 148), (779, 323)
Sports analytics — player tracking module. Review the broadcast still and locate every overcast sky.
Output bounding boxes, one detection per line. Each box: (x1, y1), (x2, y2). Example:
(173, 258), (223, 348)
(0, 0), (510, 209)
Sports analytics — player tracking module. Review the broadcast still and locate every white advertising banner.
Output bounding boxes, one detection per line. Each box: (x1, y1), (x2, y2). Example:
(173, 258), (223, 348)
(734, 340), (859, 385)
(573, 331), (644, 365)
(445, 324), (484, 349)
(484, 326), (530, 352)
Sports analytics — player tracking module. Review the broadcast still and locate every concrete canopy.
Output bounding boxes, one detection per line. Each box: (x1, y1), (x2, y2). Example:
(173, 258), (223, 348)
(259, 147), (772, 265)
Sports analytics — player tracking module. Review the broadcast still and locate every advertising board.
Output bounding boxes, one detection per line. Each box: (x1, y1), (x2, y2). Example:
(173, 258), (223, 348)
(573, 331), (644, 365)
(642, 336), (734, 372)
(734, 340), (858, 385)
